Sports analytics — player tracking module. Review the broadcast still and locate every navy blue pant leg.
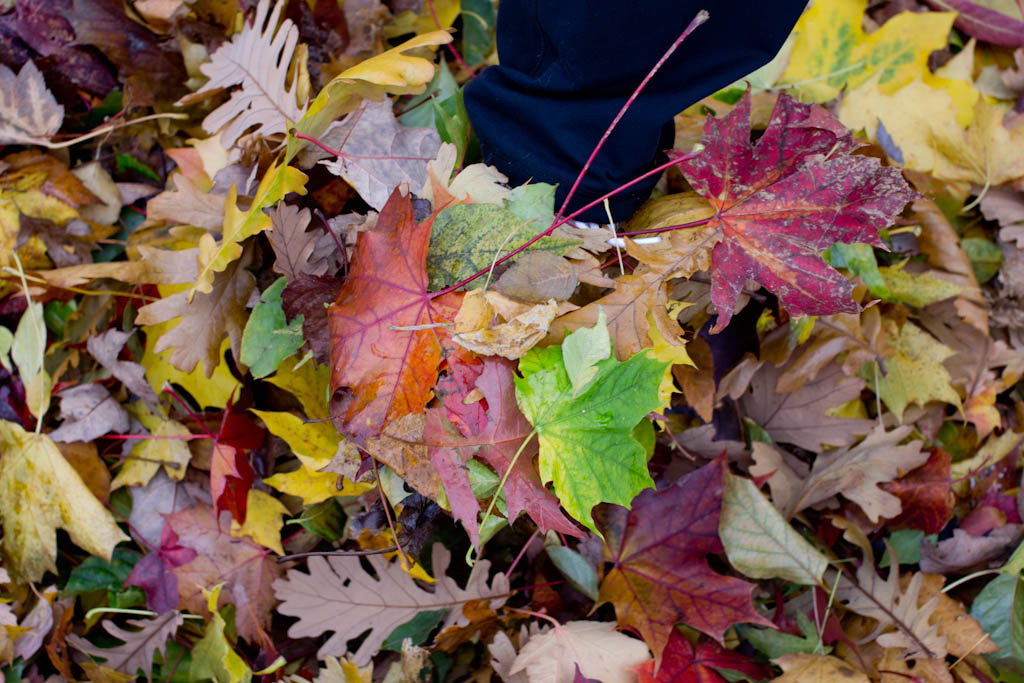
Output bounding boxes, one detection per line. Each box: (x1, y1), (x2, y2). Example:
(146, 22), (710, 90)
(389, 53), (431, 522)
(463, 1), (807, 222)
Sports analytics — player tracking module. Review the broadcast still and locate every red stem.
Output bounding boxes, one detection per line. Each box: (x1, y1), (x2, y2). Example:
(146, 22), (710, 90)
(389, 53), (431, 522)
(552, 10), (709, 224)
(426, 0), (476, 78)
(430, 148), (704, 297)
(617, 215), (713, 238)
(291, 131), (434, 162)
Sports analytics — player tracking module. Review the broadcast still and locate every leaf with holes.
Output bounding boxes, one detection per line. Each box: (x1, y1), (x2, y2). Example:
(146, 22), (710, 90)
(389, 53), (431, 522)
(677, 92), (916, 331)
(596, 457), (772, 660)
(328, 188), (461, 440)
(67, 611), (184, 677)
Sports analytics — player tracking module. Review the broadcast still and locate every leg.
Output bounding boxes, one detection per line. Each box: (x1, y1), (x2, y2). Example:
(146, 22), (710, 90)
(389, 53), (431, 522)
(464, 0), (806, 221)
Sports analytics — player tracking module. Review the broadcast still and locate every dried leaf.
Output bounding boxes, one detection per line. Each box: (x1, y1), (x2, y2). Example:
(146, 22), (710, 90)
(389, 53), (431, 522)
(67, 611), (184, 677)
(0, 61), (63, 146)
(509, 621), (651, 683)
(48, 383), (131, 443)
(86, 329), (160, 409)
(773, 654), (869, 683)
(494, 251), (578, 303)
(274, 543), (509, 665)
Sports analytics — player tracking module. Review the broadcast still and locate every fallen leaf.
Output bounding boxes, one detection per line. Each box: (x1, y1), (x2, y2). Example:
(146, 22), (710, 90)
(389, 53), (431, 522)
(210, 442), (254, 524)
(180, 0), (306, 149)
(719, 471), (829, 585)
(189, 585), (253, 682)
(862, 321), (962, 422)
(677, 92), (915, 331)
(424, 358), (581, 547)
(920, 525), (1024, 573)
(922, 0), (1024, 46)
(312, 100), (440, 211)
(0, 61), (63, 146)
(110, 403), (191, 489)
(328, 188), (460, 440)
(882, 448), (955, 534)
(452, 290), (559, 360)
(634, 629), (768, 683)
(515, 312), (666, 532)
(274, 543), (509, 665)
(231, 489), (288, 555)
(67, 611), (184, 677)
(48, 383), (131, 443)
(0, 420), (128, 582)
(596, 458), (772, 660)
(125, 524), (196, 614)
(751, 425), (930, 523)
(267, 203), (326, 280)
(773, 653), (870, 683)
(494, 251), (578, 303)
(86, 329), (160, 410)
(167, 503), (283, 643)
(509, 621), (651, 683)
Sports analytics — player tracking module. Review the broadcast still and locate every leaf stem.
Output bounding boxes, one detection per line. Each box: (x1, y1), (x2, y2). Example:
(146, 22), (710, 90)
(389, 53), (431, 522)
(276, 546), (399, 563)
(470, 427), (537, 567)
(10, 252), (46, 435)
(44, 112), (189, 150)
(552, 10), (709, 224)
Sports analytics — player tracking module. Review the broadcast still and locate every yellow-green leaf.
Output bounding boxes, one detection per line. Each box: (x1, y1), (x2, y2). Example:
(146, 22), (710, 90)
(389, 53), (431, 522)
(231, 489), (288, 555)
(111, 403), (192, 489)
(190, 585), (252, 683)
(0, 420), (128, 582)
(264, 454), (372, 505)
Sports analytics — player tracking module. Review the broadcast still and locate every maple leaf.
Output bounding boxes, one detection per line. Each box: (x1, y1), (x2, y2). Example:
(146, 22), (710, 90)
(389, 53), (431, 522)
(181, 0), (305, 149)
(67, 611), (184, 677)
(136, 246), (255, 377)
(424, 358), (581, 547)
(274, 543), (509, 665)
(210, 442), (255, 525)
(514, 311), (666, 533)
(0, 61), (63, 146)
(328, 188), (460, 440)
(509, 621), (652, 683)
(311, 100), (441, 211)
(125, 524), (196, 614)
(634, 629), (768, 683)
(596, 458), (772, 660)
(882, 448), (955, 534)
(752, 425), (930, 523)
(780, 0), (973, 116)
(677, 92), (916, 331)
(167, 503), (283, 644)
(0, 420), (128, 582)
(861, 321), (962, 422)
(739, 361), (872, 452)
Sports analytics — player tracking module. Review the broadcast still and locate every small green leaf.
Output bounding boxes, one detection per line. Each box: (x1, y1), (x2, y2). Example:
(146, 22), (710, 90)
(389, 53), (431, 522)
(545, 541), (599, 600)
(292, 498), (347, 542)
(829, 243), (890, 300)
(240, 277), (304, 379)
(879, 529), (932, 568)
(962, 237), (1002, 284)
(64, 547), (141, 595)
(514, 316), (665, 532)
(562, 308), (612, 395)
(719, 473), (828, 586)
(115, 153), (161, 182)
(460, 0), (496, 65)
(382, 609), (446, 651)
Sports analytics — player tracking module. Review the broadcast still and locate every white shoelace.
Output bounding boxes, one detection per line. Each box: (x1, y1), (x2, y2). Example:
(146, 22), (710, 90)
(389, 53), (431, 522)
(568, 220), (662, 247)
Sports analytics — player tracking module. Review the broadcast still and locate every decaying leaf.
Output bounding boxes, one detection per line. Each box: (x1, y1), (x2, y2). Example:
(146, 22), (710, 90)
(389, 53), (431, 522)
(0, 61), (63, 146)
(274, 543), (509, 665)
(67, 611), (184, 677)
(508, 621), (651, 683)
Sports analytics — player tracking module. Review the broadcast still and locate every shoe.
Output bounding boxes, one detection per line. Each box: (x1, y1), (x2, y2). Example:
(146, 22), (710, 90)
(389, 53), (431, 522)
(568, 220), (662, 247)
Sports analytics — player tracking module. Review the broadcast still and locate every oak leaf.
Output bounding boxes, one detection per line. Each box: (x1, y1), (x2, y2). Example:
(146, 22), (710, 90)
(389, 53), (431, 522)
(267, 203), (324, 280)
(0, 61), (63, 146)
(167, 504), (283, 643)
(274, 543), (509, 665)
(328, 188), (460, 439)
(677, 92), (915, 331)
(136, 246), (255, 377)
(424, 358), (581, 548)
(181, 0), (305, 149)
(67, 611), (184, 677)
(596, 458), (772, 660)
(0, 420), (128, 582)
(752, 425), (930, 523)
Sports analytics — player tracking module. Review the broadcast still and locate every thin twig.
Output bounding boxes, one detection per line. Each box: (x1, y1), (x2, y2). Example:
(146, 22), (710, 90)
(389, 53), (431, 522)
(43, 112), (189, 150)
(276, 546), (399, 563)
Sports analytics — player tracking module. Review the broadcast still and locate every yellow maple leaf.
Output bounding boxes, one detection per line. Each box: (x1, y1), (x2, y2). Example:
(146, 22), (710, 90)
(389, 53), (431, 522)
(645, 311), (694, 407)
(252, 409), (358, 477)
(840, 78), (1024, 187)
(231, 489), (288, 555)
(863, 322), (962, 422)
(192, 160), (307, 296)
(110, 403), (192, 489)
(264, 453), (372, 506)
(0, 420), (128, 582)
(265, 355), (331, 419)
(781, 0), (974, 123)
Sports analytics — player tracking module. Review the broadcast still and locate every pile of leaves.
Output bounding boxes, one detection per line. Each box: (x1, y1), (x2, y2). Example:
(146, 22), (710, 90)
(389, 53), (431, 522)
(2, 0), (1024, 680)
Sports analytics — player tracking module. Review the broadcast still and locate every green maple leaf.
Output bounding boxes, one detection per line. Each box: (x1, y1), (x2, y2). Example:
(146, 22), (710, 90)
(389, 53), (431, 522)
(513, 310), (666, 533)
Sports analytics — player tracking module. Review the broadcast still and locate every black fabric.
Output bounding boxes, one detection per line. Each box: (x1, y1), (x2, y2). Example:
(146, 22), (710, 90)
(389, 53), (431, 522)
(463, 1), (807, 222)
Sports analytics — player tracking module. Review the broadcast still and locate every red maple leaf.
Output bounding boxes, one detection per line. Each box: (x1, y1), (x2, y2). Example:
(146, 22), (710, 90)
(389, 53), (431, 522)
(596, 457), (771, 660)
(328, 188), (461, 440)
(210, 443), (254, 524)
(882, 447), (954, 534)
(125, 524), (196, 614)
(677, 92), (916, 331)
(424, 358), (581, 547)
(634, 629), (769, 683)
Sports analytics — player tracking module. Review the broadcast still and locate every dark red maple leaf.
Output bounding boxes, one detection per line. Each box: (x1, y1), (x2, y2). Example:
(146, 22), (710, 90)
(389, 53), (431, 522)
(677, 92), (916, 331)
(211, 443), (254, 524)
(634, 629), (769, 683)
(882, 447), (954, 534)
(596, 457), (771, 660)
(435, 346), (487, 437)
(424, 358), (580, 547)
(125, 524), (196, 614)
(328, 188), (461, 440)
